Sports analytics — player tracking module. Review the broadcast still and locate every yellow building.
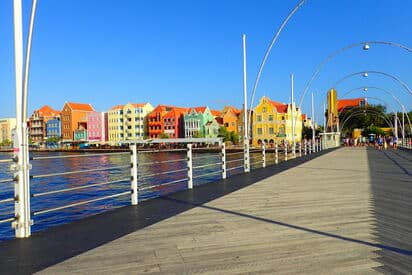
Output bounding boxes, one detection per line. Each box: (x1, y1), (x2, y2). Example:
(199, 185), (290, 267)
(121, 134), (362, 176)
(108, 103), (154, 144)
(327, 88), (338, 131)
(252, 96), (302, 146)
(0, 118), (16, 143)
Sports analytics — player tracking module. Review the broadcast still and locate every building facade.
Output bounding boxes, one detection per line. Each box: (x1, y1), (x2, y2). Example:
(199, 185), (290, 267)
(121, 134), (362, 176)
(147, 105), (176, 138)
(184, 107), (214, 138)
(163, 108), (188, 138)
(87, 112), (108, 142)
(221, 106), (241, 134)
(28, 105), (60, 144)
(61, 102), (95, 141)
(46, 118), (61, 139)
(107, 103), (153, 143)
(0, 118), (16, 144)
(252, 96), (302, 146)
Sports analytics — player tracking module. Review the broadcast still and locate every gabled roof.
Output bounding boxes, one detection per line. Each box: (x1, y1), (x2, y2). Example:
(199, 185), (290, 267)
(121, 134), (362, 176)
(35, 105), (60, 117)
(187, 106), (208, 114)
(163, 107), (188, 119)
(211, 110), (222, 117)
(110, 104), (124, 111)
(337, 98), (366, 112)
(65, 102), (94, 112)
(149, 105), (176, 115)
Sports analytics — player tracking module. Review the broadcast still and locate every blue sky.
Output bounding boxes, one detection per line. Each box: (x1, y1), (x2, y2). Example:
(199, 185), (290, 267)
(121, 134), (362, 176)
(1, 0), (412, 123)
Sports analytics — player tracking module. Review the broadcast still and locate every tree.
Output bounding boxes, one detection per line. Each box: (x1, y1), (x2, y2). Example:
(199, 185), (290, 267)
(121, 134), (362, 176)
(158, 133), (169, 139)
(193, 131), (205, 138)
(339, 104), (387, 134)
(46, 137), (60, 143)
(218, 127), (239, 144)
(362, 125), (387, 137)
(0, 139), (12, 147)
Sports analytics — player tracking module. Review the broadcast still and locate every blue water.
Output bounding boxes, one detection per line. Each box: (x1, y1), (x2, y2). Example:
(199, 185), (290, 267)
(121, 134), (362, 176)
(0, 150), (252, 241)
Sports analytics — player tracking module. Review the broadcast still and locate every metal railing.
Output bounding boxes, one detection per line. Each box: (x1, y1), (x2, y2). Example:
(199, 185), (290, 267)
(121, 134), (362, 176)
(0, 138), (326, 239)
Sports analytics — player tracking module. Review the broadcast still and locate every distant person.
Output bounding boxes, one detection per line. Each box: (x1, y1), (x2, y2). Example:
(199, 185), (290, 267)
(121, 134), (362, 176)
(393, 136), (398, 150)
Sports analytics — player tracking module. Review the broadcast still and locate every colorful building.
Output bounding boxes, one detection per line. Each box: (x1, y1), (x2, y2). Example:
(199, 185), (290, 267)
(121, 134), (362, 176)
(337, 98), (367, 112)
(108, 103), (153, 143)
(0, 118), (16, 144)
(61, 102), (95, 141)
(236, 109), (253, 144)
(221, 106), (241, 134)
(163, 107), (188, 138)
(184, 107), (215, 138)
(204, 119), (221, 138)
(87, 112), (108, 142)
(252, 96), (302, 146)
(29, 105), (60, 144)
(147, 105), (176, 138)
(46, 118), (61, 139)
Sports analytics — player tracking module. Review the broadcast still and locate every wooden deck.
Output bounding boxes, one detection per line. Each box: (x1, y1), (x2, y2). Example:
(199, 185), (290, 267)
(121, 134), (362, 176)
(37, 147), (412, 274)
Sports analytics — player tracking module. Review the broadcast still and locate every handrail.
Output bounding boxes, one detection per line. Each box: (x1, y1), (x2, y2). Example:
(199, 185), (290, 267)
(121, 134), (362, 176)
(31, 165), (130, 179)
(192, 154), (220, 161)
(140, 178), (188, 191)
(31, 178), (130, 198)
(0, 217), (15, 224)
(31, 152), (130, 160)
(227, 165), (244, 171)
(33, 191), (131, 216)
(193, 162), (221, 170)
(138, 158), (187, 166)
(139, 148), (187, 153)
(226, 158), (244, 164)
(0, 159), (13, 163)
(0, 178), (13, 184)
(226, 151), (244, 156)
(0, 197), (14, 204)
(193, 170), (222, 179)
(140, 168), (187, 179)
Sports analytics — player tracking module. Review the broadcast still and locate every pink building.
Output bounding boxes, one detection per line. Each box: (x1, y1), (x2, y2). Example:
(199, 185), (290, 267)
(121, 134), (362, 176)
(87, 112), (108, 142)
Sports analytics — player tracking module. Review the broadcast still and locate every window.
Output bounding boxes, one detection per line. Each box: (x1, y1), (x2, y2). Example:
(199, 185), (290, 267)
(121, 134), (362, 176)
(257, 128), (262, 135)
(269, 128), (274, 134)
(268, 115), (273, 121)
(262, 107), (267, 113)
(257, 115), (262, 122)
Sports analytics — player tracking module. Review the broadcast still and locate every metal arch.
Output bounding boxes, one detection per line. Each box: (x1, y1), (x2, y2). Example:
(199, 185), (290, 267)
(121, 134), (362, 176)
(337, 97), (405, 135)
(332, 70), (412, 97)
(298, 41), (412, 109)
(340, 110), (395, 131)
(248, 0), (307, 135)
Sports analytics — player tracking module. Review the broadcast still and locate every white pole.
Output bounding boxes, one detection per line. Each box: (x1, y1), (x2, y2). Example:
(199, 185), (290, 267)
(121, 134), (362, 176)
(130, 144), (138, 205)
(312, 92), (315, 153)
(275, 143), (278, 164)
(262, 142), (266, 168)
(394, 113), (398, 139)
(221, 143), (226, 179)
(12, 0), (31, 238)
(291, 74), (296, 158)
(187, 144), (193, 189)
(402, 107), (405, 146)
(242, 34), (250, 173)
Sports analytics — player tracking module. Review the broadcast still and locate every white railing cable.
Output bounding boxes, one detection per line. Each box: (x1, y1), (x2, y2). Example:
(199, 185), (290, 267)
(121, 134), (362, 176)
(193, 170), (222, 179)
(193, 162), (222, 170)
(33, 191), (131, 216)
(31, 152), (130, 160)
(138, 158), (187, 166)
(139, 168), (187, 179)
(31, 178), (130, 198)
(31, 165), (130, 179)
(0, 197), (14, 204)
(0, 217), (15, 224)
(139, 178), (188, 191)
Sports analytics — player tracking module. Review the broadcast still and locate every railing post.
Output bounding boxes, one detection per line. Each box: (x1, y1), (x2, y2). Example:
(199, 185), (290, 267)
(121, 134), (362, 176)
(262, 142), (266, 168)
(309, 140), (312, 154)
(130, 144), (138, 205)
(299, 142), (302, 157)
(244, 140), (250, 173)
(292, 141), (296, 159)
(285, 142), (288, 161)
(304, 139), (307, 156)
(221, 143), (226, 179)
(275, 143), (278, 164)
(187, 144), (193, 189)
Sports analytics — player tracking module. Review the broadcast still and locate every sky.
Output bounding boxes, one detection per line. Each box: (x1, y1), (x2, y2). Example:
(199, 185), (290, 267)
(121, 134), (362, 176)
(1, 0), (412, 123)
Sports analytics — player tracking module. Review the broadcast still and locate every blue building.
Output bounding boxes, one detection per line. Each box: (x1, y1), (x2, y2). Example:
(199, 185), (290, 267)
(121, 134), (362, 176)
(46, 118), (61, 139)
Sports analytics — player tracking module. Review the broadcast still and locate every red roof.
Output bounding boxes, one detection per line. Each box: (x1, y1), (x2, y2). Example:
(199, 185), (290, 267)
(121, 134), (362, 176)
(337, 98), (365, 112)
(266, 99), (288, 113)
(301, 114), (307, 120)
(35, 105), (60, 117)
(188, 106), (207, 114)
(211, 110), (222, 117)
(163, 107), (188, 118)
(110, 104), (124, 111)
(66, 102), (94, 112)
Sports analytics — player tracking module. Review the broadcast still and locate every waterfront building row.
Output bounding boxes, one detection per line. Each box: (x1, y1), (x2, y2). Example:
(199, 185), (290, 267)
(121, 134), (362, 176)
(13, 94), (335, 146)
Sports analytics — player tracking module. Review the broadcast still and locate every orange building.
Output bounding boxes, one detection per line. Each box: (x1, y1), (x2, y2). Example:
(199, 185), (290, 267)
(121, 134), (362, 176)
(337, 98), (367, 112)
(61, 102), (94, 141)
(163, 107), (188, 138)
(221, 106), (241, 134)
(148, 105), (176, 138)
(29, 105), (60, 144)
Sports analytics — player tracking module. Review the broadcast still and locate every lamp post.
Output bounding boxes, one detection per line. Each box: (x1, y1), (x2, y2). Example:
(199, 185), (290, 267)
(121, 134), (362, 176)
(242, 34), (250, 173)
(311, 92), (315, 152)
